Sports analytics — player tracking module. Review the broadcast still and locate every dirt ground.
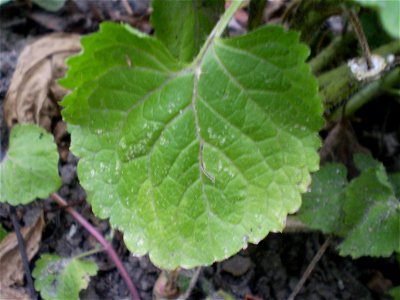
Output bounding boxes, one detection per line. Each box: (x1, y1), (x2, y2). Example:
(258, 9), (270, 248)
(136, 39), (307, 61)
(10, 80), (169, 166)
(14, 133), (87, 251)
(0, 1), (399, 299)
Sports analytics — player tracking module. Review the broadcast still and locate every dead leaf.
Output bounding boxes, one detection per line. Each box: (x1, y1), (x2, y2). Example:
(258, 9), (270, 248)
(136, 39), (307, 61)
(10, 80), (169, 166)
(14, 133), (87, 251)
(3, 32), (81, 160)
(0, 212), (44, 287)
(0, 282), (29, 300)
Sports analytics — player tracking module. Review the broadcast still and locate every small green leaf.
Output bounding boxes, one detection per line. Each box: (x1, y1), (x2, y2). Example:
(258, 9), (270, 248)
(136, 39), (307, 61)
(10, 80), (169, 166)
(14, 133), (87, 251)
(61, 20), (322, 269)
(32, 0), (66, 11)
(340, 163), (400, 257)
(33, 254), (98, 300)
(299, 163), (347, 234)
(354, 152), (381, 172)
(151, 0), (224, 62)
(355, 0), (400, 39)
(0, 124), (61, 205)
(300, 154), (400, 258)
(0, 224), (7, 242)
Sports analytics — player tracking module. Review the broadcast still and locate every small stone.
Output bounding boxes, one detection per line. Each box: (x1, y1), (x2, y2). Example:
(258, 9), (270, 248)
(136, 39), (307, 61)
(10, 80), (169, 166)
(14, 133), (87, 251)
(221, 255), (253, 277)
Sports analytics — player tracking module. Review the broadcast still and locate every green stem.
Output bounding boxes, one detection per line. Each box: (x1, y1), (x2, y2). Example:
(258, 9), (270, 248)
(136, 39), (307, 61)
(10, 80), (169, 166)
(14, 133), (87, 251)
(73, 247), (104, 260)
(193, 0), (245, 66)
(329, 68), (400, 121)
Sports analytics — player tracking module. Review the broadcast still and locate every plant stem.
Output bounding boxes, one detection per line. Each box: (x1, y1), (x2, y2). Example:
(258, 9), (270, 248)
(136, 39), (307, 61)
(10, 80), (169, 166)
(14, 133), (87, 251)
(9, 206), (37, 300)
(347, 8), (373, 69)
(329, 67), (400, 121)
(178, 267), (202, 300)
(73, 247), (105, 260)
(193, 0), (245, 66)
(287, 236), (331, 300)
(50, 193), (141, 300)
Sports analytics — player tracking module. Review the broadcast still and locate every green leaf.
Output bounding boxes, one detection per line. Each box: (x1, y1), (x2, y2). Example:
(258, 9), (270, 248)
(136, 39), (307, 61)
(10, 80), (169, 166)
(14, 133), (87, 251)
(0, 124), (61, 205)
(33, 254), (98, 300)
(151, 0), (224, 62)
(355, 0), (400, 39)
(340, 163), (400, 257)
(0, 224), (7, 242)
(32, 0), (66, 11)
(300, 154), (400, 258)
(61, 20), (323, 269)
(298, 163), (347, 234)
(390, 286), (400, 300)
(389, 172), (400, 199)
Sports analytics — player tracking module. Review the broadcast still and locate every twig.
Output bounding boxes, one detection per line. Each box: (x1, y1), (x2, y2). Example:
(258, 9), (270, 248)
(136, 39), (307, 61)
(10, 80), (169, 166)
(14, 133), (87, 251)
(73, 247), (105, 260)
(178, 267), (202, 300)
(9, 206), (37, 300)
(346, 8), (373, 69)
(287, 236), (331, 300)
(50, 193), (141, 300)
(122, 0), (133, 15)
(44, 198), (85, 213)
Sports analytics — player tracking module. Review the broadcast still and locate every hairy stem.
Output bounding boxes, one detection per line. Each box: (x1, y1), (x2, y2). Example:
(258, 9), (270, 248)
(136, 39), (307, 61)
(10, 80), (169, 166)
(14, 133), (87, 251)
(50, 193), (140, 300)
(9, 206), (37, 300)
(347, 8), (373, 69)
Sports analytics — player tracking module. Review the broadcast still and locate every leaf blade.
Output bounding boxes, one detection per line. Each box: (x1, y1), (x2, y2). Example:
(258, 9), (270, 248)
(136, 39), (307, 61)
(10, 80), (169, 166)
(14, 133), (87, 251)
(62, 23), (323, 269)
(0, 124), (60, 205)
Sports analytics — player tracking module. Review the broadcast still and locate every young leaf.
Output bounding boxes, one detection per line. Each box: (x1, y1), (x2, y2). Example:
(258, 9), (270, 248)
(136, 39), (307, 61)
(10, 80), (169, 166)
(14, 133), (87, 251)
(61, 18), (323, 269)
(340, 161), (400, 257)
(300, 154), (400, 258)
(33, 254), (98, 300)
(151, 0), (224, 62)
(0, 124), (61, 205)
(298, 163), (348, 234)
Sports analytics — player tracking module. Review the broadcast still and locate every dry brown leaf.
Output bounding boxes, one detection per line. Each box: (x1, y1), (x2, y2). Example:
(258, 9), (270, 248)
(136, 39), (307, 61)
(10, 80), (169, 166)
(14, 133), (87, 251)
(3, 33), (81, 160)
(0, 282), (30, 300)
(0, 213), (44, 287)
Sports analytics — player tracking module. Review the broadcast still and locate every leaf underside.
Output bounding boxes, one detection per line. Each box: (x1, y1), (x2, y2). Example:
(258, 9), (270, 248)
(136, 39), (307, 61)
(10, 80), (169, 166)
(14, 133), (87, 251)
(61, 22), (322, 269)
(33, 254), (98, 300)
(0, 124), (61, 205)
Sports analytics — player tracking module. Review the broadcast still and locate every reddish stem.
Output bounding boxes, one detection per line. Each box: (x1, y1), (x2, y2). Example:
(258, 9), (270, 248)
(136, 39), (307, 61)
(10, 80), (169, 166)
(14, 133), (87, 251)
(50, 193), (141, 300)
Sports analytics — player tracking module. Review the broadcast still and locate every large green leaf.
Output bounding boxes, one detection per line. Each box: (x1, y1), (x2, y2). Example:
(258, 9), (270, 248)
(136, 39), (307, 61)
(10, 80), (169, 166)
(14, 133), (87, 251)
(33, 254), (98, 300)
(151, 0), (224, 62)
(61, 18), (322, 268)
(0, 124), (61, 205)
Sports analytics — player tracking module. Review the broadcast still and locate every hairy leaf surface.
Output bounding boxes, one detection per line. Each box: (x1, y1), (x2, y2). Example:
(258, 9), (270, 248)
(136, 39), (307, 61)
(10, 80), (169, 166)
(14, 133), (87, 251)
(300, 154), (400, 258)
(299, 163), (347, 234)
(33, 254), (98, 300)
(0, 124), (60, 205)
(151, 0), (224, 62)
(61, 22), (322, 269)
